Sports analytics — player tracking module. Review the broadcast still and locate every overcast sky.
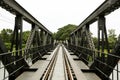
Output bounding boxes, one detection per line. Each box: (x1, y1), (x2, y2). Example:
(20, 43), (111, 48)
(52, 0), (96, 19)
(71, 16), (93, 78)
(15, 0), (105, 32)
(0, 0), (120, 37)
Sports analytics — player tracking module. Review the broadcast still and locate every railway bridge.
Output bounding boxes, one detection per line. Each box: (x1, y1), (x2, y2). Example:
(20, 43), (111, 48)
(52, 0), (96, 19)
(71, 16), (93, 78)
(0, 0), (120, 80)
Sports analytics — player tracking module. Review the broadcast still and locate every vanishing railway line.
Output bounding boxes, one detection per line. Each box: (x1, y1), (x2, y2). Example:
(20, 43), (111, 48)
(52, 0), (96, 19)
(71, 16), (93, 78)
(0, 0), (120, 80)
(41, 44), (77, 80)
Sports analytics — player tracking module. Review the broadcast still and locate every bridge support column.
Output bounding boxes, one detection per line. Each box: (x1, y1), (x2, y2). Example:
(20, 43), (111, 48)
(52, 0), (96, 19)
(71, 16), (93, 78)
(47, 34), (52, 44)
(46, 34), (49, 45)
(70, 35), (73, 45)
(36, 28), (41, 46)
(75, 32), (79, 46)
(49, 35), (52, 44)
(32, 25), (41, 63)
(98, 16), (109, 56)
(78, 29), (82, 46)
(80, 26), (87, 47)
(32, 24), (37, 46)
(73, 33), (76, 45)
(10, 15), (24, 72)
(10, 14), (29, 79)
(40, 30), (44, 46)
(43, 32), (48, 46)
(77, 29), (81, 46)
(11, 14), (23, 56)
(95, 15), (110, 79)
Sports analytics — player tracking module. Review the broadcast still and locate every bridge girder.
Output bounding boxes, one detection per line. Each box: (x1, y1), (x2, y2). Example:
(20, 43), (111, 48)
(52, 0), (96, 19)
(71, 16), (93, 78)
(69, 0), (120, 79)
(0, 0), (54, 80)
(71, 0), (120, 35)
(0, 0), (52, 35)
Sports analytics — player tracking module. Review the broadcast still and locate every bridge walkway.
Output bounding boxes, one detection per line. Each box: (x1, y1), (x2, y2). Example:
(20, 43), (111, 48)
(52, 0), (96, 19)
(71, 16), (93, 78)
(16, 44), (101, 80)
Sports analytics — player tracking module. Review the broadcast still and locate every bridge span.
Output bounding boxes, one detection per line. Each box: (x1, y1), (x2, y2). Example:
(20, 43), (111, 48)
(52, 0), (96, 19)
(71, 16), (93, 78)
(0, 0), (120, 80)
(16, 44), (101, 80)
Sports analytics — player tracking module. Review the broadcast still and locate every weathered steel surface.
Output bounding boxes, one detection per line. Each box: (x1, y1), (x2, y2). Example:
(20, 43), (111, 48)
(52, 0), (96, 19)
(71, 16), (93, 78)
(16, 60), (49, 80)
(63, 45), (87, 80)
(71, 0), (120, 34)
(0, 0), (52, 34)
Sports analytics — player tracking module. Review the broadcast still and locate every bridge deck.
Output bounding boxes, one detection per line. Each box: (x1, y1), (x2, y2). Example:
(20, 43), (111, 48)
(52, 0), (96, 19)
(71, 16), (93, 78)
(74, 60), (101, 80)
(16, 45), (101, 80)
(16, 60), (49, 80)
(51, 46), (65, 80)
(16, 46), (59, 80)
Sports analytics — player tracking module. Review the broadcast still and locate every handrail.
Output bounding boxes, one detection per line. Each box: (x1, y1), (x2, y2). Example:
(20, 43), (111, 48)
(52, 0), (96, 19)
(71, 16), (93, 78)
(0, 44), (53, 80)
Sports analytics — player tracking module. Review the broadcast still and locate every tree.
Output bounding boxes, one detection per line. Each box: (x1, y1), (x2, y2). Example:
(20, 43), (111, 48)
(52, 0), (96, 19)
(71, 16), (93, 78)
(0, 29), (13, 50)
(55, 24), (77, 40)
(52, 32), (56, 39)
(22, 31), (30, 44)
(0, 29), (13, 43)
(108, 29), (117, 49)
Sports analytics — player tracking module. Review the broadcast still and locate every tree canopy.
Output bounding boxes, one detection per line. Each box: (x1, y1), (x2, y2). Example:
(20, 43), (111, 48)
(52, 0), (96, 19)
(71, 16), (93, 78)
(0, 29), (30, 44)
(0, 29), (13, 43)
(108, 29), (117, 49)
(22, 31), (30, 44)
(54, 24), (77, 40)
(92, 29), (117, 49)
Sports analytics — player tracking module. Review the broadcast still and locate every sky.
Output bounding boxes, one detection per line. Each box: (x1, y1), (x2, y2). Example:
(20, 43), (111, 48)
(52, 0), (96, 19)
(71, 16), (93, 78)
(0, 0), (120, 37)
(15, 0), (105, 32)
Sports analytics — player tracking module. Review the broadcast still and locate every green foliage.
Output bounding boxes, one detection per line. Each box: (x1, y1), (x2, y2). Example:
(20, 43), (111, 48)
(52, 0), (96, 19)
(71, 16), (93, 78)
(55, 24), (77, 40)
(108, 29), (117, 49)
(0, 29), (30, 50)
(22, 31), (30, 44)
(0, 29), (13, 43)
(0, 29), (30, 44)
(52, 33), (56, 39)
(5, 43), (11, 50)
(92, 29), (117, 49)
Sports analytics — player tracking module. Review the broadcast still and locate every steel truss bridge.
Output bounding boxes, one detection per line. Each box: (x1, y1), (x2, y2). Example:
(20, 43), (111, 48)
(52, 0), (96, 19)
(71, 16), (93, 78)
(0, 0), (120, 80)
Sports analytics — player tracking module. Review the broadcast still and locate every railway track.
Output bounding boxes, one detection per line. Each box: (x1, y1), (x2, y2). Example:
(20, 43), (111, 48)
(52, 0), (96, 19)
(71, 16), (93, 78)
(40, 44), (77, 80)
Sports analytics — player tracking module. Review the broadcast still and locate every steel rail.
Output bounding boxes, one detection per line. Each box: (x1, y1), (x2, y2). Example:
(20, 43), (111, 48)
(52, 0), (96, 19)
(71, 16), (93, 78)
(41, 45), (76, 80)
(62, 45), (87, 80)
(41, 45), (60, 80)
(63, 48), (74, 80)
(41, 45), (87, 80)
(63, 54), (69, 80)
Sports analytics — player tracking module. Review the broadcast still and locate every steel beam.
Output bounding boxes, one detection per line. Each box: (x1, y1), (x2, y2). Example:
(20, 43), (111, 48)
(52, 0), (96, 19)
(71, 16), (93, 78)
(10, 15), (29, 79)
(11, 14), (23, 56)
(71, 0), (120, 35)
(98, 16), (109, 54)
(40, 30), (44, 46)
(73, 33), (76, 45)
(75, 32), (78, 46)
(43, 32), (48, 46)
(49, 35), (52, 44)
(1, 0), (52, 35)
